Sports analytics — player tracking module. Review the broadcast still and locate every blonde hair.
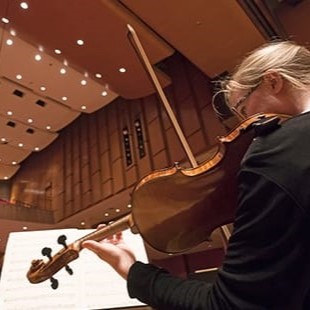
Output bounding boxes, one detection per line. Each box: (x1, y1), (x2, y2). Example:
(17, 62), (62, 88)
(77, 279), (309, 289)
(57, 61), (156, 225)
(225, 41), (310, 95)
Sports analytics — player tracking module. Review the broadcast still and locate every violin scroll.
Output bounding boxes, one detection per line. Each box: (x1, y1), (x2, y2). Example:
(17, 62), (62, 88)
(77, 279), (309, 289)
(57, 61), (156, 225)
(26, 214), (133, 288)
(27, 244), (79, 285)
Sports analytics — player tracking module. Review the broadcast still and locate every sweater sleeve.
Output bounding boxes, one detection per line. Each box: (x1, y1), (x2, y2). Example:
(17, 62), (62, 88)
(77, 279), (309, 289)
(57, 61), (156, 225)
(127, 261), (216, 310)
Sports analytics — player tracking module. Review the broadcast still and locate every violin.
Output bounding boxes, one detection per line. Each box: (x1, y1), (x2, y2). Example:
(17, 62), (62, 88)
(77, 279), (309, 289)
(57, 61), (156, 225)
(26, 25), (289, 288)
(26, 112), (288, 288)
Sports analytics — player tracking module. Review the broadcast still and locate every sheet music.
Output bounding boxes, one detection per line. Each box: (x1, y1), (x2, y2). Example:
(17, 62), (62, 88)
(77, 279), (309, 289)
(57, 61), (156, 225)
(0, 228), (148, 310)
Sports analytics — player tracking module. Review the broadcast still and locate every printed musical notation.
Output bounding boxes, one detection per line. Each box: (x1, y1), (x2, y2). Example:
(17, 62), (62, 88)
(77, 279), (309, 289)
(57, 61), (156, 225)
(0, 228), (148, 310)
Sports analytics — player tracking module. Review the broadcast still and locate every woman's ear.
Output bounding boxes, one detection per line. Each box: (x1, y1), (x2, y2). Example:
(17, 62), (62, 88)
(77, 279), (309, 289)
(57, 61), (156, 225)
(263, 71), (283, 94)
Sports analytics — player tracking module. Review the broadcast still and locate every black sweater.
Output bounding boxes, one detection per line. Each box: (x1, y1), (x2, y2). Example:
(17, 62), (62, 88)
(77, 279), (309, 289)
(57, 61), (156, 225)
(127, 112), (310, 309)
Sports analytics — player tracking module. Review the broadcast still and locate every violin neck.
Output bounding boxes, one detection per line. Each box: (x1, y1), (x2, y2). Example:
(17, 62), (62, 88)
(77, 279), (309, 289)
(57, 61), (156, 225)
(73, 214), (134, 251)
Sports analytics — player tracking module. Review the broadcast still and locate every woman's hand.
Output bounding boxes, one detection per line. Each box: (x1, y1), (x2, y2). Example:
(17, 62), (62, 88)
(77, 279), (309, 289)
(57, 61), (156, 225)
(82, 227), (136, 280)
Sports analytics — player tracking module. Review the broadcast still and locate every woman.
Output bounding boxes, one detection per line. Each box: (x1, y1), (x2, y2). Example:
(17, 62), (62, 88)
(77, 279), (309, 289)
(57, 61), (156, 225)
(83, 41), (310, 309)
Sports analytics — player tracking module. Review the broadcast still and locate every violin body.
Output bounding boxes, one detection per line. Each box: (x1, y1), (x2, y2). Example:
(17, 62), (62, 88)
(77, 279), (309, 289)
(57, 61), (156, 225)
(131, 113), (288, 253)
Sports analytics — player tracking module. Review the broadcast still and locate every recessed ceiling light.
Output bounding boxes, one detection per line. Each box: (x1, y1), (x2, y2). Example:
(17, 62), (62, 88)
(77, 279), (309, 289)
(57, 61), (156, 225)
(38, 45), (44, 52)
(1, 138), (6, 142)
(115, 208), (120, 213)
(127, 204), (132, 208)
(40, 86), (46, 91)
(101, 91), (107, 97)
(63, 59), (68, 66)
(6, 39), (13, 46)
(18, 143), (23, 147)
(4, 176), (8, 180)
(95, 73), (102, 79)
(1, 17), (9, 24)
(119, 67), (126, 73)
(10, 29), (16, 36)
(16, 74), (22, 80)
(12, 161), (17, 165)
(34, 54), (42, 61)
(34, 147), (40, 151)
(27, 118), (33, 123)
(81, 80), (87, 86)
(80, 221), (85, 226)
(60, 68), (66, 74)
(62, 96), (68, 101)
(81, 105), (87, 110)
(54, 49), (61, 54)
(20, 2), (29, 9)
(7, 111), (13, 116)
(46, 125), (51, 130)
(77, 39), (84, 46)
(22, 226), (28, 230)
(104, 213), (109, 217)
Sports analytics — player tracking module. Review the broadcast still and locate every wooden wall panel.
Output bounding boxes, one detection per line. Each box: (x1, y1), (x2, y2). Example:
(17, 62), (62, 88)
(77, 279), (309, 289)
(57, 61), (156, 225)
(81, 165), (91, 194)
(82, 190), (91, 209)
(79, 116), (93, 209)
(187, 130), (207, 158)
(91, 171), (102, 204)
(148, 118), (165, 156)
(112, 158), (124, 194)
(52, 140), (65, 197)
(97, 109), (109, 155)
(53, 192), (64, 221)
(88, 113), (99, 148)
(63, 128), (73, 216)
(186, 62), (213, 110)
(89, 146), (100, 175)
(109, 124), (122, 162)
(143, 95), (159, 124)
(167, 55), (201, 138)
(126, 165), (138, 187)
(64, 173), (72, 204)
(72, 123), (80, 161)
(73, 153), (81, 185)
(107, 104), (118, 133)
(108, 103), (126, 193)
(89, 113), (102, 203)
(102, 179), (113, 198)
(276, 1), (310, 44)
(97, 108), (113, 199)
(130, 99), (152, 179)
(117, 98), (138, 184)
(165, 127), (187, 165)
(100, 151), (112, 183)
(80, 118), (90, 168)
(153, 150), (169, 170)
(64, 130), (73, 178)
(73, 182), (82, 212)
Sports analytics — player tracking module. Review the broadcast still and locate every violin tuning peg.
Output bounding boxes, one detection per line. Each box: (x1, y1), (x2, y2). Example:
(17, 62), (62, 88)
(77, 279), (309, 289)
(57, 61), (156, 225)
(65, 265), (73, 275)
(50, 277), (59, 290)
(41, 247), (52, 260)
(57, 234), (68, 248)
